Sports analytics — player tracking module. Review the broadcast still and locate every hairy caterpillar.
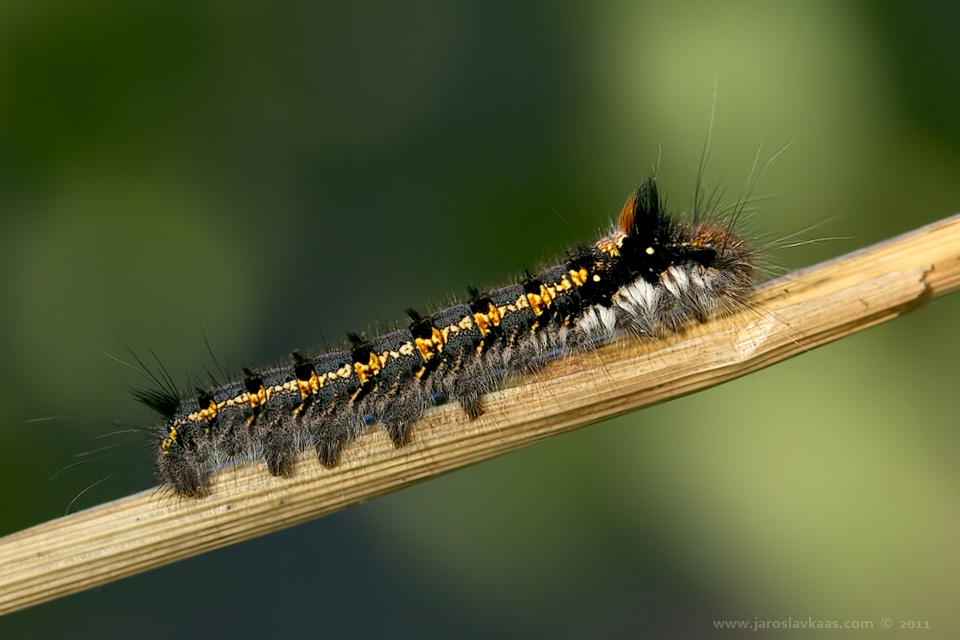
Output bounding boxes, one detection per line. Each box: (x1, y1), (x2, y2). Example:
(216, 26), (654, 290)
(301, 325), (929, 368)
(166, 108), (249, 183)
(138, 176), (758, 497)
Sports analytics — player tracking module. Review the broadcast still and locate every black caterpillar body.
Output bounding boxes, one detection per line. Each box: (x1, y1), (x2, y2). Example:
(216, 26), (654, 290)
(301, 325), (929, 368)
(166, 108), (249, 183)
(140, 177), (758, 496)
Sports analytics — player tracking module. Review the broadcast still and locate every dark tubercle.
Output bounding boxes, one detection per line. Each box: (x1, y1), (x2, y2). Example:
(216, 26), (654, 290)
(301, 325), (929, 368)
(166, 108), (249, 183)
(297, 349), (361, 467)
(252, 366), (302, 476)
(407, 304), (487, 418)
(358, 329), (428, 447)
(618, 178), (682, 282)
(618, 178), (671, 245)
(134, 387), (181, 421)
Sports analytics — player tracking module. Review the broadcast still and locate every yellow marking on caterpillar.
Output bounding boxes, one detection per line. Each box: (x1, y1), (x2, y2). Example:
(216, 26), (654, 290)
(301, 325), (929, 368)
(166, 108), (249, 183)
(526, 283), (554, 317)
(248, 384), (268, 409)
(526, 293), (544, 316)
(552, 275), (573, 293)
(568, 267), (588, 287)
(498, 294), (529, 318)
(184, 398), (219, 423)
(354, 351), (382, 385)
(527, 284), (557, 316)
(297, 371), (323, 399)
(161, 425), (182, 455)
(473, 302), (501, 337)
(372, 342), (421, 372)
(597, 232), (625, 257)
(415, 327), (445, 362)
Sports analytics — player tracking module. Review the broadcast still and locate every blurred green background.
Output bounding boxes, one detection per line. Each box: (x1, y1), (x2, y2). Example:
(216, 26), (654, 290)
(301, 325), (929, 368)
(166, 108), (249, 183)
(2, 1), (959, 637)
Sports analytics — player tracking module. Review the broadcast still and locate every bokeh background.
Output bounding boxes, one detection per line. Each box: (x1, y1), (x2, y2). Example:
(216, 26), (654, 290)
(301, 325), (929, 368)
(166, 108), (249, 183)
(2, 1), (959, 638)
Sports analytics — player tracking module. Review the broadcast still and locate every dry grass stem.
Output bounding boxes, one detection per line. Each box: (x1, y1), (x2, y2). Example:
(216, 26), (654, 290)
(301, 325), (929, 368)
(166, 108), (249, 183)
(2, 212), (960, 615)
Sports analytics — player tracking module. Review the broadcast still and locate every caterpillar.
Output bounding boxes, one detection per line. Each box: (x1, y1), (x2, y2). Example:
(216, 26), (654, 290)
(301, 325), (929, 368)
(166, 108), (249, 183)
(138, 176), (758, 497)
